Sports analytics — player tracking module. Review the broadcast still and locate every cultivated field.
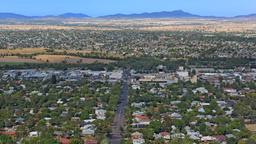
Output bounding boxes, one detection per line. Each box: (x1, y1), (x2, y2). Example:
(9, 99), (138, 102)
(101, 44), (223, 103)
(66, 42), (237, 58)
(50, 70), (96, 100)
(0, 48), (47, 55)
(54, 49), (93, 54)
(0, 48), (116, 64)
(0, 56), (41, 63)
(34, 55), (115, 64)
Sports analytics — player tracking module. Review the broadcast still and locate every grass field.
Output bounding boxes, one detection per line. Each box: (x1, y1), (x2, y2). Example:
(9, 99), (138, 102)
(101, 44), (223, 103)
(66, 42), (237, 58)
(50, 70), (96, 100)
(0, 48), (117, 65)
(34, 55), (115, 64)
(0, 56), (41, 63)
(1, 19), (256, 33)
(246, 124), (256, 133)
(0, 48), (47, 55)
(54, 49), (93, 54)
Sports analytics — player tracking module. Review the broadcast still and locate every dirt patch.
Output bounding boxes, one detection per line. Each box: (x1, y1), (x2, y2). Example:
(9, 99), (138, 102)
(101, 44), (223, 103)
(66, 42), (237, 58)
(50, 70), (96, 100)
(246, 124), (256, 132)
(0, 48), (47, 55)
(0, 56), (41, 63)
(34, 55), (115, 64)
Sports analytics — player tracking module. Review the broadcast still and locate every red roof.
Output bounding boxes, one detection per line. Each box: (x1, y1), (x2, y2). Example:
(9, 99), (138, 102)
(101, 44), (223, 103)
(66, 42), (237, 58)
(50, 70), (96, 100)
(84, 139), (97, 144)
(160, 132), (170, 137)
(134, 115), (150, 122)
(0, 131), (16, 136)
(214, 135), (226, 142)
(57, 137), (70, 144)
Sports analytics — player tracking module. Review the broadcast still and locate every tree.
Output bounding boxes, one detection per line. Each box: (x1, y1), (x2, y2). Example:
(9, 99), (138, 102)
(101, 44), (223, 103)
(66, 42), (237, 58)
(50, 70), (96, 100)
(22, 136), (58, 144)
(142, 128), (154, 140)
(70, 137), (83, 144)
(100, 138), (109, 144)
(248, 135), (256, 144)
(0, 135), (15, 144)
(149, 120), (162, 133)
(237, 139), (247, 144)
(51, 74), (57, 84)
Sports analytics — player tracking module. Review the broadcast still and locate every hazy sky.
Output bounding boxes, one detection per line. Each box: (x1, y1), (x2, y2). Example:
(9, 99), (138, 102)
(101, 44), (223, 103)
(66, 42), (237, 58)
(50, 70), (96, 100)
(1, 0), (256, 17)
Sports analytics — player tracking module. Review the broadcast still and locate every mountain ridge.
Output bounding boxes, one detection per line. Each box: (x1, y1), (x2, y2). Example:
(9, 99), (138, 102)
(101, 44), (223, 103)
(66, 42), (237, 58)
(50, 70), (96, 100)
(0, 10), (255, 19)
(99, 10), (201, 18)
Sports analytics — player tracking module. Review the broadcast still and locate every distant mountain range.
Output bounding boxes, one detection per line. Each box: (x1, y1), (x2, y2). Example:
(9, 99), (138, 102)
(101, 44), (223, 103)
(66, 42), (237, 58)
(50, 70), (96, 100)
(0, 10), (255, 19)
(57, 13), (90, 18)
(0, 13), (30, 19)
(100, 10), (200, 18)
(0, 12), (90, 19)
(235, 14), (256, 18)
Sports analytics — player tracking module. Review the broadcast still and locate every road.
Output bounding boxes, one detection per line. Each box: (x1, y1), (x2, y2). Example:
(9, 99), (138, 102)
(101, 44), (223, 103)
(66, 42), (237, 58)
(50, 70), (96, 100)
(109, 68), (130, 144)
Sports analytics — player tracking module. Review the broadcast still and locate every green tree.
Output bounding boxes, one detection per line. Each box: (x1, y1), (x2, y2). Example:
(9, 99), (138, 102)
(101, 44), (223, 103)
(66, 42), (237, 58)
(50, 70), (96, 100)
(0, 135), (15, 144)
(70, 137), (84, 144)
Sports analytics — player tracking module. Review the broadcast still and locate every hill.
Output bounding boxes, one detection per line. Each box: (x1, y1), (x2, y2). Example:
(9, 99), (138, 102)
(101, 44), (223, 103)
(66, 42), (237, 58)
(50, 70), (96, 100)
(58, 13), (90, 18)
(100, 10), (200, 19)
(0, 13), (29, 19)
(235, 14), (256, 18)
(0, 13), (90, 19)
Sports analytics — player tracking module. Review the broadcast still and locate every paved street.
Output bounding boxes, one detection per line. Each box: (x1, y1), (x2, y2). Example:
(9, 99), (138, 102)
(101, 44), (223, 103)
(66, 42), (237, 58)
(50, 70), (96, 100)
(109, 69), (130, 144)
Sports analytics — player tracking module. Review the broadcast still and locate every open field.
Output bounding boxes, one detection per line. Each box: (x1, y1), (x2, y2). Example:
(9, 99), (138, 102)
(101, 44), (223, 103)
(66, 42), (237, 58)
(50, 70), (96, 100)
(34, 54), (115, 64)
(54, 49), (124, 59)
(1, 19), (256, 59)
(246, 124), (256, 133)
(0, 55), (115, 64)
(54, 49), (93, 54)
(0, 48), (47, 55)
(0, 48), (117, 65)
(1, 18), (256, 33)
(0, 56), (41, 63)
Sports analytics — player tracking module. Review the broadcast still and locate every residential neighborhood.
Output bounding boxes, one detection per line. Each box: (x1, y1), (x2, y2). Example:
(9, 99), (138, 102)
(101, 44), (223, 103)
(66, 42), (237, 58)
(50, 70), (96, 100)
(121, 66), (256, 144)
(0, 69), (123, 144)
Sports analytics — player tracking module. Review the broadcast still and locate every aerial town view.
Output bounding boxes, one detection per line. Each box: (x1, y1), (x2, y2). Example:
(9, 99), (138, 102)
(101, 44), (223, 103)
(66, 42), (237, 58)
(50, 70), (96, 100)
(0, 0), (256, 144)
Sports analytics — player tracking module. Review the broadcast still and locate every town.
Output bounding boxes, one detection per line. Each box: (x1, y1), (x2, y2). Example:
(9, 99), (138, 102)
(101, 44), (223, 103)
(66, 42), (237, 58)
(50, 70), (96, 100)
(0, 65), (256, 144)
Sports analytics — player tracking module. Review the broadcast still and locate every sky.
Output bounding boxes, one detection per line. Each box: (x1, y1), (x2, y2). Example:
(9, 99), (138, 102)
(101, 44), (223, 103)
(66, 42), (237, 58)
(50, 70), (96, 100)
(1, 0), (256, 17)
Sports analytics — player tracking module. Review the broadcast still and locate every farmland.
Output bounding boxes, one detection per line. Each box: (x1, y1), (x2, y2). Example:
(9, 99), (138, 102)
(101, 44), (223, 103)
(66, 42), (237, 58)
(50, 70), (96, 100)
(0, 56), (40, 63)
(34, 54), (115, 64)
(0, 48), (47, 55)
(0, 47), (116, 65)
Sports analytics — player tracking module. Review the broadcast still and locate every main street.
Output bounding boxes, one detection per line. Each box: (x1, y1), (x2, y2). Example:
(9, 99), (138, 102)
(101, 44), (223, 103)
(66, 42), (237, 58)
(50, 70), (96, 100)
(109, 68), (130, 144)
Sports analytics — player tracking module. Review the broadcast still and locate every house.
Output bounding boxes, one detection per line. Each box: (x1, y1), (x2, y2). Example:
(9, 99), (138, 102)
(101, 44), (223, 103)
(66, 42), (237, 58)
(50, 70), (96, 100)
(132, 114), (151, 127)
(154, 132), (171, 140)
(83, 119), (96, 124)
(171, 113), (182, 119)
(217, 101), (227, 109)
(0, 131), (16, 137)
(132, 85), (141, 90)
(176, 71), (189, 81)
(84, 140), (97, 144)
(57, 99), (64, 104)
(201, 136), (217, 142)
(223, 88), (238, 96)
(176, 66), (190, 81)
(57, 137), (70, 144)
(131, 132), (145, 144)
(185, 127), (202, 140)
(171, 133), (185, 139)
(198, 107), (206, 113)
(214, 135), (226, 143)
(192, 87), (208, 94)
(15, 117), (24, 124)
(84, 137), (97, 144)
(190, 75), (198, 83)
(95, 109), (106, 120)
(131, 102), (145, 108)
(109, 71), (122, 80)
(80, 124), (96, 136)
(29, 131), (39, 137)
